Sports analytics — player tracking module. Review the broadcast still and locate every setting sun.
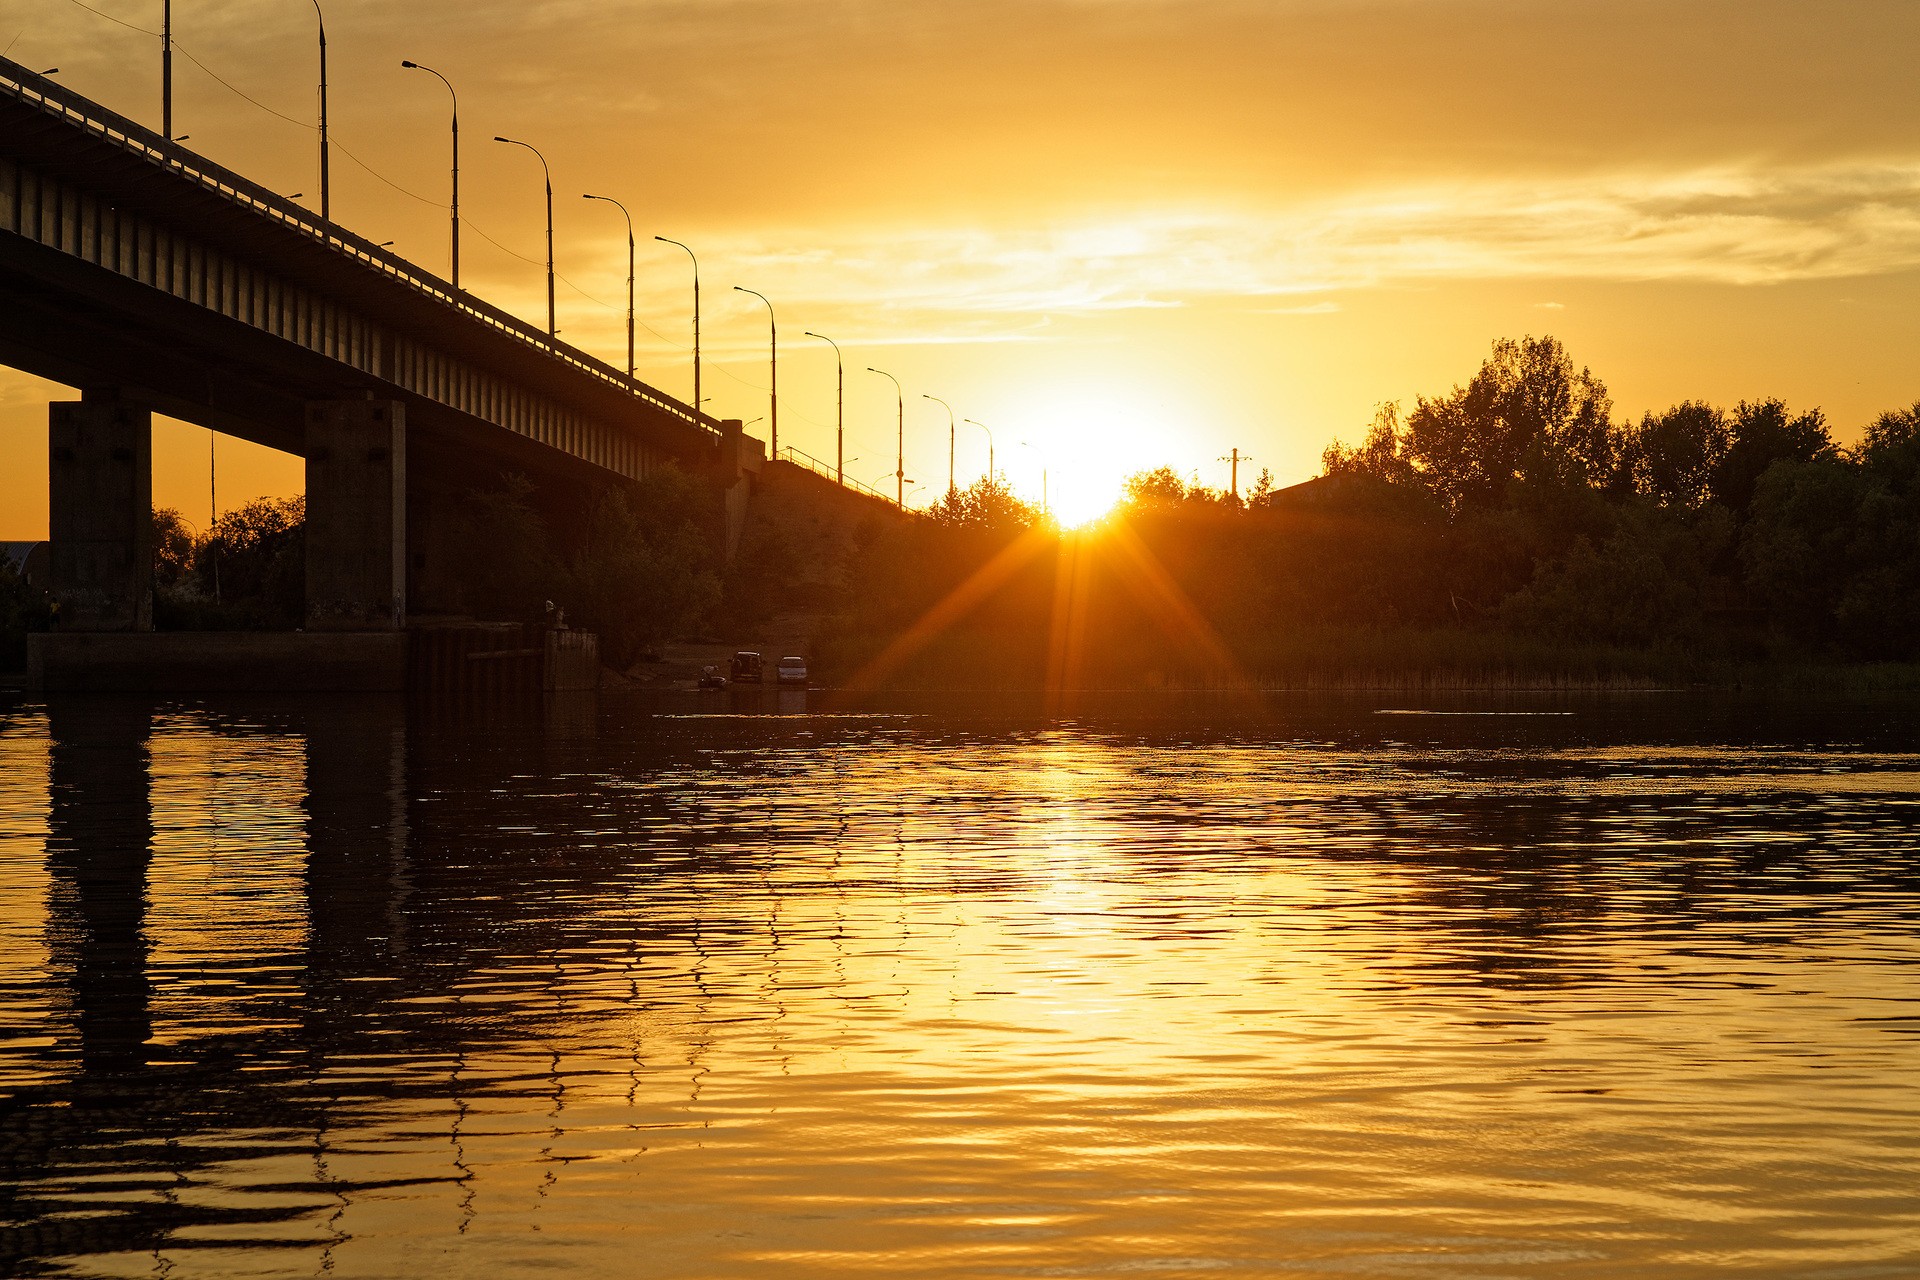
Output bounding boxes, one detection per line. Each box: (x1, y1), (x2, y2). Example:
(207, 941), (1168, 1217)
(998, 380), (1197, 526)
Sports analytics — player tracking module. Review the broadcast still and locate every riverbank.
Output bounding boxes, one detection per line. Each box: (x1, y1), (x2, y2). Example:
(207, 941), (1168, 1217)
(804, 623), (1920, 694)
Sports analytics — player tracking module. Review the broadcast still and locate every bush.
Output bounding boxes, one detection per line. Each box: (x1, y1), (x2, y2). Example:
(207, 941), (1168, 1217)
(0, 557), (52, 671)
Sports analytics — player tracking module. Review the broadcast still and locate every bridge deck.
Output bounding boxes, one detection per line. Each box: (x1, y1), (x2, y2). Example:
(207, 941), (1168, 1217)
(0, 56), (734, 484)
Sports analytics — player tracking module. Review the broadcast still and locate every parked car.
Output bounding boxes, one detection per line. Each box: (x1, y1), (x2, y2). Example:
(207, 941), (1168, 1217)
(776, 655), (809, 686)
(730, 651), (763, 683)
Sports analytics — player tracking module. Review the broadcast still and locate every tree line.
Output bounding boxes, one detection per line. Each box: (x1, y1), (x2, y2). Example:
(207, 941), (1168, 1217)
(807, 336), (1920, 687)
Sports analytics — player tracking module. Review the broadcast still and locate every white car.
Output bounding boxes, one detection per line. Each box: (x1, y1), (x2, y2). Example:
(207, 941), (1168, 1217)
(776, 656), (809, 686)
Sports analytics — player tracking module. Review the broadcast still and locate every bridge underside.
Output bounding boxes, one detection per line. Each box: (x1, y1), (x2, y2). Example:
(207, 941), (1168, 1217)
(0, 229), (654, 510)
(0, 193), (764, 630)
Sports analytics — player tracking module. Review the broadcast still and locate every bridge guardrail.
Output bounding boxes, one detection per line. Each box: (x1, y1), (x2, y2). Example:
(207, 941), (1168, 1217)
(777, 446), (898, 505)
(0, 56), (721, 443)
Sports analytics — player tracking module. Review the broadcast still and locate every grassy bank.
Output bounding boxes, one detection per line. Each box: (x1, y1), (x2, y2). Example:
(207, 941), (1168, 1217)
(811, 622), (1920, 694)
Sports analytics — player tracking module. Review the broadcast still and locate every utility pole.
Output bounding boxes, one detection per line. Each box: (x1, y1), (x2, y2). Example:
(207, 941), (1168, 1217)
(1220, 448), (1253, 502)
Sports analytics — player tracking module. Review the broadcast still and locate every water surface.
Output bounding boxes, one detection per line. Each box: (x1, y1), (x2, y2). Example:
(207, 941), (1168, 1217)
(2, 693), (1918, 1277)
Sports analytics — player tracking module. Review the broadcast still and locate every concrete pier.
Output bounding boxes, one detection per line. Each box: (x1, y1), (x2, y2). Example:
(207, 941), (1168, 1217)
(305, 399), (406, 631)
(48, 393), (152, 632)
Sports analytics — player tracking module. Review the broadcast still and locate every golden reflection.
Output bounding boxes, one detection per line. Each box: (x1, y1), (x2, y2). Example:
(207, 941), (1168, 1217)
(4, 702), (1920, 1276)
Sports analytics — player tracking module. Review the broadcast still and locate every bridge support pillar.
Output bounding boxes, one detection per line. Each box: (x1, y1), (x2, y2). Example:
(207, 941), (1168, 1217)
(715, 418), (763, 563)
(48, 392), (153, 632)
(305, 399), (406, 631)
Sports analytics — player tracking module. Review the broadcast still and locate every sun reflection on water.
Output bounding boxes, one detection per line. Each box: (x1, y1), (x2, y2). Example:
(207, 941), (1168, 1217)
(0, 698), (1918, 1276)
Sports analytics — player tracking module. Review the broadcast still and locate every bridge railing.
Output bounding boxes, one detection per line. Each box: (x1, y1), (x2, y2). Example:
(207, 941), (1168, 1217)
(0, 56), (721, 444)
(776, 446), (898, 506)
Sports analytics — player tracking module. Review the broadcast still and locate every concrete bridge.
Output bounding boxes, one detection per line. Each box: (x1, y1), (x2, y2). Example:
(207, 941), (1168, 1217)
(0, 56), (763, 650)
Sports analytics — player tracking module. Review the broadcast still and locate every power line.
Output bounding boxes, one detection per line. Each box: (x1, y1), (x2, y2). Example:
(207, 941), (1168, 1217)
(58, 0), (157, 37)
(172, 43), (311, 131)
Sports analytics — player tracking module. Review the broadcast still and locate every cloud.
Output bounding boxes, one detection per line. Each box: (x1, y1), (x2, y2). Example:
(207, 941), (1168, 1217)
(641, 160), (1920, 338)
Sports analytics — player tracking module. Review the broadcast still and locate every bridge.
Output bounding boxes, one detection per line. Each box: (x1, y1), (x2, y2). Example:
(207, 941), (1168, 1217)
(0, 55), (767, 640)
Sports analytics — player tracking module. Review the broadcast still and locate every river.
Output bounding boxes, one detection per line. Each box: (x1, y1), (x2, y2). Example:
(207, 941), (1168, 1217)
(2, 692), (1917, 1277)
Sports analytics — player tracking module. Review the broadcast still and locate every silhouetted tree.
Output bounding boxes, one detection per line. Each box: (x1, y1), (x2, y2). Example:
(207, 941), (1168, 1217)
(1626, 402), (1729, 509)
(0, 555), (51, 670)
(1323, 403), (1418, 488)
(1712, 399), (1834, 514)
(1402, 336), (1619, 512)
(1123, 467), (1193, 508)
(457, 475), (553, 623)
(928, 476), (1047, 533)
(151, 508), (196, 589)
(560, 468), (721, 666)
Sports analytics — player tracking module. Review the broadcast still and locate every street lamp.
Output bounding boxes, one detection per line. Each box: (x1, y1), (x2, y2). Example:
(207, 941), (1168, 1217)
(923, 395), (955, 496)
(162, 1), (173, 139)
(582, 194), (635, 379)
(656, 237), (700, 412)
(493, 136), (554, 338)
(733, 287), (777, 456)
(1018, 440), (1049, 515)
(401, 60), (459, 288)
(868, 367), (904, 509)
(303, 0), (329, 220)
(965, 418), (994, 485)
(803, 331), (843, 485)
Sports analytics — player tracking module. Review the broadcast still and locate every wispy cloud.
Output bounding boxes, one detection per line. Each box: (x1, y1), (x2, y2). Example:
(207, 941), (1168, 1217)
(647, 160), (1920, 338)
(1257, 301), (1343, 315)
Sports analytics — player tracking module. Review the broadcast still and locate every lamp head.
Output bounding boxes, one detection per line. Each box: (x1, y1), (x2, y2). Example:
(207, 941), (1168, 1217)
(400, 59), (418, 68)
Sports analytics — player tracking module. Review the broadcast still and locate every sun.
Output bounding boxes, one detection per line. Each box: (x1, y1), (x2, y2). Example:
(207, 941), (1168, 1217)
(1005, 383), (1185, 527)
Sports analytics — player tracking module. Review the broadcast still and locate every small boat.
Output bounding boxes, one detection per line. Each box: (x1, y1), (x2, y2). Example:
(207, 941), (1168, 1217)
(696, 664), (728, 690)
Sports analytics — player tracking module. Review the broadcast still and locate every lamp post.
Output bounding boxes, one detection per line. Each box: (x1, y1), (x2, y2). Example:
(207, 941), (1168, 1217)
(493, 136), (554, 338)
(304, 0), (329, 220)
(656, 237), (700, 412)
(1018, 440), (1049, 515)
(923, 395), (955, 496)
(583, 194), (635, 379)
(733, 287), (776, 456)
(803, 331), (843, 485)
(162, 0), (173, 139)
(965, 418), (994, 485)
(868, 367), (903, 508)
(401, 60), (459, 288)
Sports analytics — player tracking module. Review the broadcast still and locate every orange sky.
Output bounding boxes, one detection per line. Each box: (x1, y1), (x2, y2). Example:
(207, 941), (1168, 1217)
(4, 0), (1919, 529)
